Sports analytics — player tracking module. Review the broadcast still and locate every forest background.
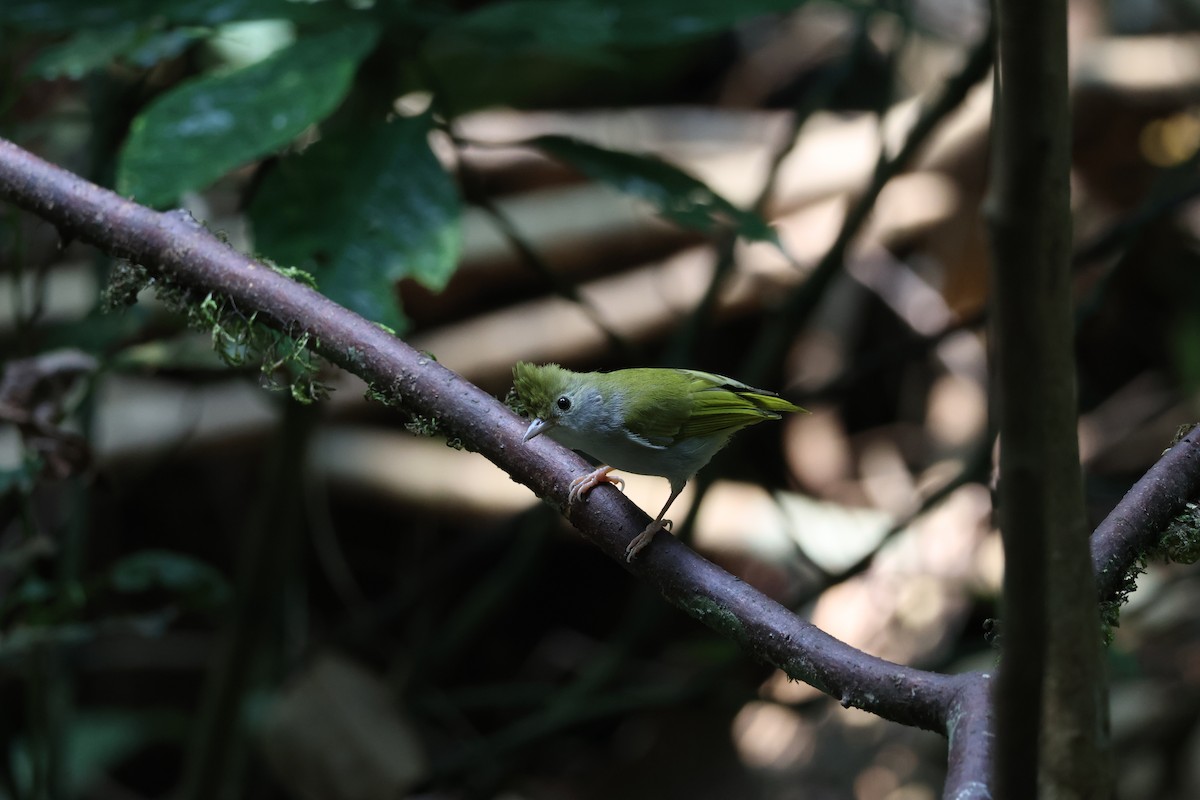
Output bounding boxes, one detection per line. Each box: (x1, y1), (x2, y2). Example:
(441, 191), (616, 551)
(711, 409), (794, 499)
(2, 0), (1200, 798)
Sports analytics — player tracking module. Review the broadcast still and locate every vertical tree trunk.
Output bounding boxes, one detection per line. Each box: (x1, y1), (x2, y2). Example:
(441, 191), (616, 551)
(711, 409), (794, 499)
(985, 0), (1111, 797)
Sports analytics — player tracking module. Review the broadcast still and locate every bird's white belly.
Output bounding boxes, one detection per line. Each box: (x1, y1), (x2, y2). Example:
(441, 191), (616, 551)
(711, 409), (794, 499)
(549, 424), (730, 487)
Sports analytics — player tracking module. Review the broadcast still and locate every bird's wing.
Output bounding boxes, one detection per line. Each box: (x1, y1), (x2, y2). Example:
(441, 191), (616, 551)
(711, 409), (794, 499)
(675, 370), (798, 439)
(607, 369), (802, 445)
(606, 370), (692, 447)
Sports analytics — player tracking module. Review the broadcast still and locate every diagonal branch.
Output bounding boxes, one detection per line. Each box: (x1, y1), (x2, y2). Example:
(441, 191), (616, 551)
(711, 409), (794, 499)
(0, 136), (962, 735)
(1092, 428), (1200, 600)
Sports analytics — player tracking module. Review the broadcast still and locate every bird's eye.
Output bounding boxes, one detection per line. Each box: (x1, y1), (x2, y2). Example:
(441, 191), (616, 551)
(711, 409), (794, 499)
(556, 396), (571, 411)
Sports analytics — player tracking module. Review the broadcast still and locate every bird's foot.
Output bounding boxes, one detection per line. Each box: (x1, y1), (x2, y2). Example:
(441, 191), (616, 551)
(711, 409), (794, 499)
(625, 518), (671, 562)
(567, 466), (625, 505)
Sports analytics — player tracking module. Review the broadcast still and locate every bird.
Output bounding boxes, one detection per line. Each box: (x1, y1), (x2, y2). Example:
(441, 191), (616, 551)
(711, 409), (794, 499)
(512, 362), (806, 561)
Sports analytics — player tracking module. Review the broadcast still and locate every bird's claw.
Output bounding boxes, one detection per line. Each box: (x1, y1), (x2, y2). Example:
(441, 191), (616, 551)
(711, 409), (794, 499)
(625, 518), (671, 562)
(567, 466), (625, 505)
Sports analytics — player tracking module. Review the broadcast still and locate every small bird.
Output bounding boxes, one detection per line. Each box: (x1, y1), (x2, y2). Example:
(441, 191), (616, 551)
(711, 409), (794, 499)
(513, 362), (806, 561)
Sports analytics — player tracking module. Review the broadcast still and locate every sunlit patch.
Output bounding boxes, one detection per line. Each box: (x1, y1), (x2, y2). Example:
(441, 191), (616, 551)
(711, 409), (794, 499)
(394, 91), (434, 118)
(1140, 109), (1200, 168)
(730, 701), (816, 770)
(925, 373), (986, 449)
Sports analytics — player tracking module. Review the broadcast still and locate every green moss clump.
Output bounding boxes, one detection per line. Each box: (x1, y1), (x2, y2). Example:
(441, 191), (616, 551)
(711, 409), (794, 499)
(1159, 502), (1200, 565)
(101, 260), (152, 311)
(504, 385), (529, 420)
(102, 263), (330, 404)
(1100, 502), (1200, 644)
(261, 259), (318, 289)
(363, 382), (400, 408)
(679, 594), (746, 644)
(404, 414), (464, 451)
(1099, 554), (1147, 646)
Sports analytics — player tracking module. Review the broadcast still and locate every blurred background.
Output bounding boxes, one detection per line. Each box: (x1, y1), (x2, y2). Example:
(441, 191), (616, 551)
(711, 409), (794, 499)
(1, 0), (1200, 798)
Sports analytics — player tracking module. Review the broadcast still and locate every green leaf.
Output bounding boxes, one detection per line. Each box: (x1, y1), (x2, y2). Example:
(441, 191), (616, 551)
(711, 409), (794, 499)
(109, 549), (231, 611)
(117, 23), (379, 207)
(251, 113), (461, 332)
(529, 134), (779, 245)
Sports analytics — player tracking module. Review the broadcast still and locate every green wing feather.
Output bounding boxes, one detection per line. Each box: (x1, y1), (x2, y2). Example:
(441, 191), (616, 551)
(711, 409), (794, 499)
(605, 368), (804, 445)
(597, 369), (692, 446)
(675, 370), (803, 439)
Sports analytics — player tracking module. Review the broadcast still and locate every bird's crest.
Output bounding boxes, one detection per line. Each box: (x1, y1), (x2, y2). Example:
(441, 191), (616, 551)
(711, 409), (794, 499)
(512, 361), (572, 417)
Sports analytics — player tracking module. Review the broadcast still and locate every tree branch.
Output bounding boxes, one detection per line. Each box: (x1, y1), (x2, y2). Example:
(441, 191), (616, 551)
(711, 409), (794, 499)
(0, 136), (961, 735)
(1092, 429), (1200, 600)
(945, 674), (996, 800)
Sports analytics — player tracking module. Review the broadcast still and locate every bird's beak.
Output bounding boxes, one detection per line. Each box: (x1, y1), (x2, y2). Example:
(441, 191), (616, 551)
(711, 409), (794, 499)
(523, 418), (552, 442)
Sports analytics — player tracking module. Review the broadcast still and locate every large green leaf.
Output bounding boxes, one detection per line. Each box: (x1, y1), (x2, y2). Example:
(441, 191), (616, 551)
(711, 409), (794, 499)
(116, 23), (378, 207)
(530, 134), (779, 245)
(251, 114), (461, 332)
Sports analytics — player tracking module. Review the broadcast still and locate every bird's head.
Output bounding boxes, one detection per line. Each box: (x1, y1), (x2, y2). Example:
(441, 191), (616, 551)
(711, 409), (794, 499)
(512, 361), (592, 442)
